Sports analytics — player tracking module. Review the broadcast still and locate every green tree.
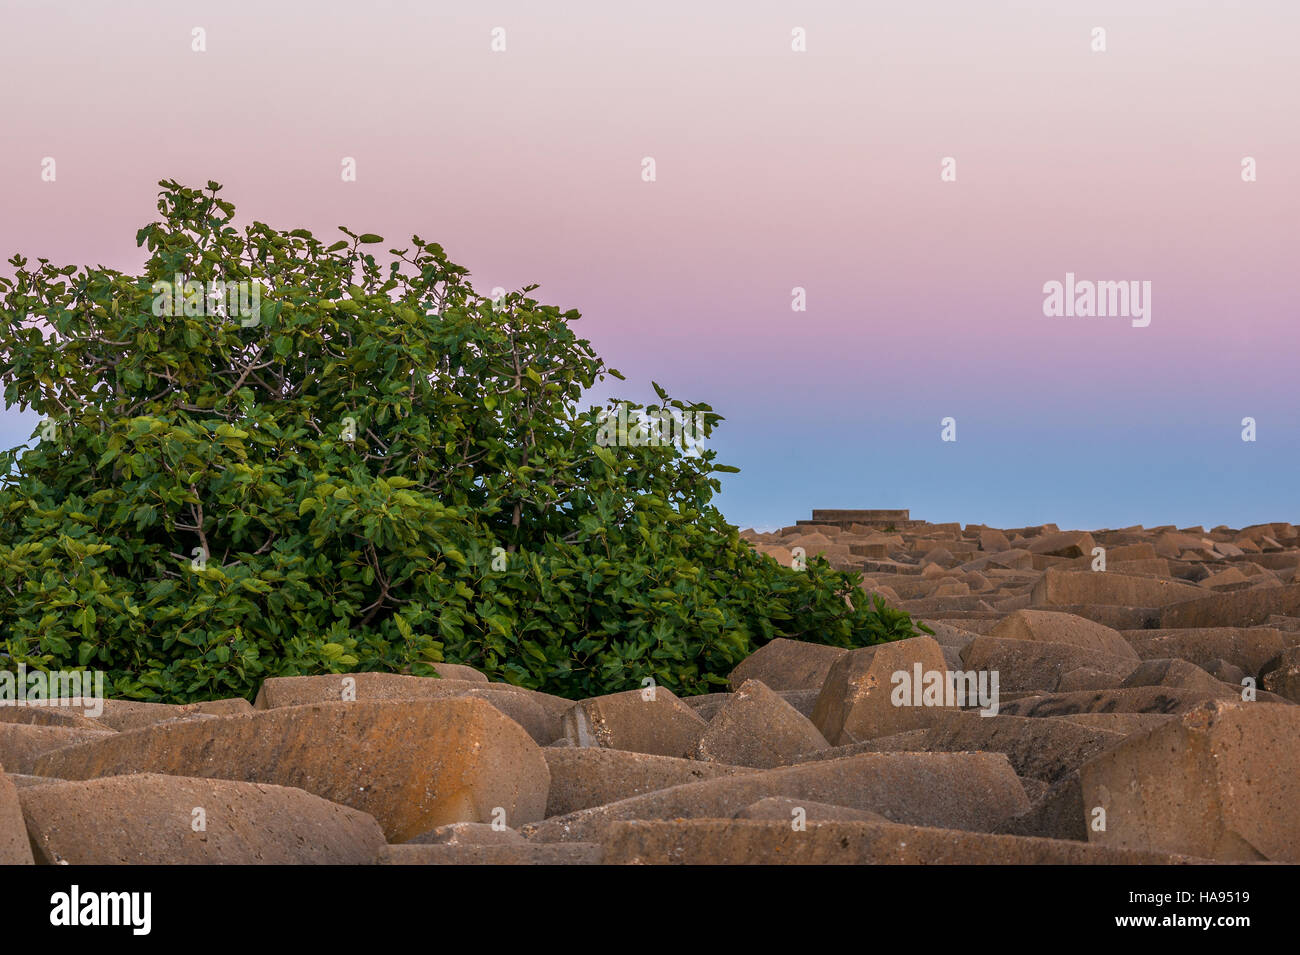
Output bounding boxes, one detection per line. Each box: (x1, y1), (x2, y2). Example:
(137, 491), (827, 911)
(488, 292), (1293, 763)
(0, 180), (927, 702)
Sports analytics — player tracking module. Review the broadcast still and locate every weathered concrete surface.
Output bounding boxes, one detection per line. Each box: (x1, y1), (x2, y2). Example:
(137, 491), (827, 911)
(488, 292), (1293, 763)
(20, 773), (386, 864)
(34, 698), (550, 842)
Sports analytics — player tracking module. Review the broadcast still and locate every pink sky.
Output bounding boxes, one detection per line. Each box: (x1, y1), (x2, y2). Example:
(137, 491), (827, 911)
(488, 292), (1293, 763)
(2, 0), (1297, 528)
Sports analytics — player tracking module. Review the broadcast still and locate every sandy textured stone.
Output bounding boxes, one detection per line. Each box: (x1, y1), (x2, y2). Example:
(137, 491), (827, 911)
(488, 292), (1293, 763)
(979, 528), (1011, 552)
(921, 712), (1124, 784)
(1153, 531), (1205, 558)
(1080, 701), (1300, 861)
(405, 821), (526, 845)
(1119, 658), (1245, 699)
(1122, 627), (1293, 676)
(0, 723), (116, 774)
(1105, 543), (1158, 562)
(1031, 569), (1203, 609)
(1100, 558), (1173, 578)
(727, 638), (847, 691)
(1201, 567), (1250, 590)
(812, 636), (953, 744)
(733, 795), (891, 824)
(996, 687), (1224, 719)
(995, 776), (1089, 841)
(925, 621), (982, 649)
(1027, 531), (1096, 559)
(1056, 667), (1126, 692)
(776, 689), (820, 720)
(600, 819), (1207, 865)
(523, 751), (1028, 842)
(429, 662), (490, 682)
(1159, 583), (1300, 629)
(252, 673), (566, 744)
(960, 635), (1139, 693)
(1054, 713), (1179, 736)
(10, 697), (253, 733)
(0, 704), (107, 730)
(0, 762), (34, 864)
(695, 679), (829, 768)
(90, 698), (254, 732)
(34, 698), (549, 842)
(20, 773), (385, 864)
(1262, 648), (1300, 703)
(1032, 604), (1159, 631)
(1164, 582), (1300, 634)
(753, 544), (796, 567)
(681, 693), (732, 721)
(989, 610), (1139, 659)
(793, 729), (933, 761)
(559, 687), (707, 758)
(543, 747), (753, 817)
(802, 711), (1123, 787)
(1202, 658), (1247, 686)
(377, 843), (603, 865)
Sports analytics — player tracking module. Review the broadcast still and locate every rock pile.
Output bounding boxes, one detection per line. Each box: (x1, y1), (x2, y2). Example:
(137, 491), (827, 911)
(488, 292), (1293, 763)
(2, 515), (1298, 864)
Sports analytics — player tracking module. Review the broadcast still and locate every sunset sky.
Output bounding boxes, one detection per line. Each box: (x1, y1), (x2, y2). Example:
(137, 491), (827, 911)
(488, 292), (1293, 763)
(2, 0), (1296, 530)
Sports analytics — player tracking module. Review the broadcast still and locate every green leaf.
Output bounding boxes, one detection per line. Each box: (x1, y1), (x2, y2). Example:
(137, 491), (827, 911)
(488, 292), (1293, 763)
(0, 177), (927, 706)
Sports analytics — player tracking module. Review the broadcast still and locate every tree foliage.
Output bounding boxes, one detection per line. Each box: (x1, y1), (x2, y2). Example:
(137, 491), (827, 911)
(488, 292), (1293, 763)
(0, 180), (928, 701)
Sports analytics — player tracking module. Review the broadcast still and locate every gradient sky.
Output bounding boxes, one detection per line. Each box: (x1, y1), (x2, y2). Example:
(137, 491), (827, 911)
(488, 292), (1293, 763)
(1, 0), (1297, 531)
